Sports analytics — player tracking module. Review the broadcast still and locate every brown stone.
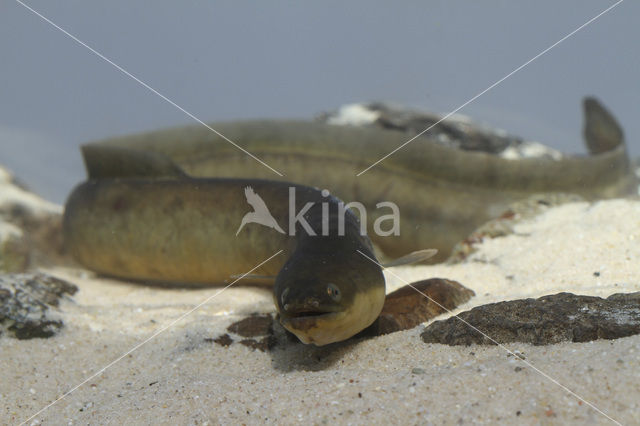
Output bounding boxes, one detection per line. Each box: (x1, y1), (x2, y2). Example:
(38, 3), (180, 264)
(421, 291), (640, 346)
(368, 278), (475, 336)
(226, 314), (273, 338)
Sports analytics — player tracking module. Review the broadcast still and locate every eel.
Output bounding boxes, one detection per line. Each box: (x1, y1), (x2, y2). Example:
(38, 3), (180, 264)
(63, 97), (633, 345)
(64, 146), (443, 345)
(86, 97), (638, 261)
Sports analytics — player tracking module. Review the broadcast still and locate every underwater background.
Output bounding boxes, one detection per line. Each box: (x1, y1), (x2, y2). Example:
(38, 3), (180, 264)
(1, 0), (638, 203)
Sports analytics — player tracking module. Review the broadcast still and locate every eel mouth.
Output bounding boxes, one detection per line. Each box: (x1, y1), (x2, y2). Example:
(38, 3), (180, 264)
(289, 310), (329, 318)
(279, 311), (340, 330)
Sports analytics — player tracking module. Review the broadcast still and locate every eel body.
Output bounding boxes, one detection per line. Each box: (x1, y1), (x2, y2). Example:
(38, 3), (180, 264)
(64, 151), (385, 345)
(87, 98), (637, 261)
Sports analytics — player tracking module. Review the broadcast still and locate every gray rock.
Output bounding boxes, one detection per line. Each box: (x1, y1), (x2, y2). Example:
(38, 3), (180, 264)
(0, 273), (77, 339)
(421, 291), (640, 346)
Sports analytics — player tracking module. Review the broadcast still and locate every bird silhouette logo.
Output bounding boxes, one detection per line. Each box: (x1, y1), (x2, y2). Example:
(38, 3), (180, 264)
(236, 186), (286, 235)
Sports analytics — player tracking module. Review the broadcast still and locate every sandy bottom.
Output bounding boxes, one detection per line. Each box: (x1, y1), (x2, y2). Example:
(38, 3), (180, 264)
(2, 199), (640, 425)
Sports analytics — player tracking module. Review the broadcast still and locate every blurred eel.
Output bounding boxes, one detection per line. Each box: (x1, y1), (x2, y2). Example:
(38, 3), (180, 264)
(86, 97), (638, 261)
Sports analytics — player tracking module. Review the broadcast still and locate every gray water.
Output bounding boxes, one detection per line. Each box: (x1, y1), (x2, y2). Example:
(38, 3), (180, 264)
(1, 1), (638, 203)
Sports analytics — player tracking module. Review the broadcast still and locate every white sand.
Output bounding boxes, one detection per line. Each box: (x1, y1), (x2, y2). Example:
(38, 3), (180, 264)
(2, 199), (640, 425)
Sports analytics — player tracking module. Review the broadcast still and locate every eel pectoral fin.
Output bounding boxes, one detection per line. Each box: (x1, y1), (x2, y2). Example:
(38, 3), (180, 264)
(81, 144), (189, 180)
(381, 249), (438, 268)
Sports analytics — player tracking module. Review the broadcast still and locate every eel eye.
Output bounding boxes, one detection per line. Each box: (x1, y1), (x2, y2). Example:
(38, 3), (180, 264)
(326, 283), (341, 302)
(281, 287), (290, 306)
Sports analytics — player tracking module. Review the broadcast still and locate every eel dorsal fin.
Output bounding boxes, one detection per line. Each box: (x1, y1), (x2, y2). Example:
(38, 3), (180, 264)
(583, 97), (624, 155)
(81, 145), (188, 179)
(382, 249), (438, 268)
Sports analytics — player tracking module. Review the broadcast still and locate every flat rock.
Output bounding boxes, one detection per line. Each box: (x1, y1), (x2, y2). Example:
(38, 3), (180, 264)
(370, 278), (475, 336)
(207, 314), (279, 352)
(0, 273), (77, 339)
(421, 291), (640, 346)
